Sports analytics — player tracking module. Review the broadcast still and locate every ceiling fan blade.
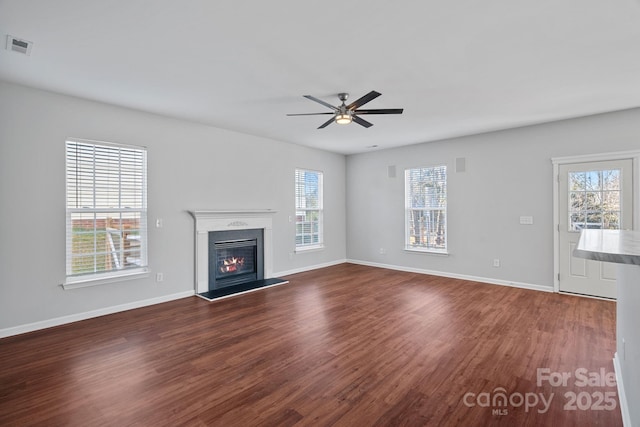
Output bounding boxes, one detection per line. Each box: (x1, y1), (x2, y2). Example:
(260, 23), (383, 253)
(304, 95), (338, 111)
(318, 117), (335, 129)
(352, 115), (373, 128)
(286, 112), (334, 116)
(353, 108), (404, 115)
(347, 91), (381, 110)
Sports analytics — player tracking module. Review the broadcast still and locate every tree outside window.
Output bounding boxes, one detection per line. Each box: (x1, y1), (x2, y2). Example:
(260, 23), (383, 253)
(405, 166), (447, 253)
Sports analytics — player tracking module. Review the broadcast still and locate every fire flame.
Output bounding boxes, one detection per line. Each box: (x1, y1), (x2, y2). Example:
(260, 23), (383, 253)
(220, 256), (244, 273)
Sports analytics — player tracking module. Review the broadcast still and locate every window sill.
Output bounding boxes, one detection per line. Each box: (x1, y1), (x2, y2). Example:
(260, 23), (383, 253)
(295, 244), (325, 253)
(404, 247), (449, 256)
(62, 268), (149, 290)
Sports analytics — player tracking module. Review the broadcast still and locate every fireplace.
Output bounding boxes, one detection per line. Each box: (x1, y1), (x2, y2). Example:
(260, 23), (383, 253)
(209, 229), (263, 290)
(189, 210), (288, 301)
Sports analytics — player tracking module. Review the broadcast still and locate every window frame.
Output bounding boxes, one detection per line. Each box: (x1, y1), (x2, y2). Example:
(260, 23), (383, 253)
(404, 165), (448, 254)
(295, 168), (324, 252)
(63, 138), (149, 289)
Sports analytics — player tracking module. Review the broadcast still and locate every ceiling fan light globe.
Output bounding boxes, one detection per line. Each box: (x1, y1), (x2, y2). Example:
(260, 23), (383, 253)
(335, 114), (352, 125)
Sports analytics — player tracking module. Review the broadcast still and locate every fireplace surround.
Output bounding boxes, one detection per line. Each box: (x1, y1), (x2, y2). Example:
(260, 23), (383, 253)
(189, 210), (286, 300)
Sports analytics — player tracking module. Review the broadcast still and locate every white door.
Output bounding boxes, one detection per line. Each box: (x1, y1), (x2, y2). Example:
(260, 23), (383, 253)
(558, 159), (633, 299)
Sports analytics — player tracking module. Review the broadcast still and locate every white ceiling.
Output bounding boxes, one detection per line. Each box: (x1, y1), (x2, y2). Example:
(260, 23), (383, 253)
(2, 0), (640, 155)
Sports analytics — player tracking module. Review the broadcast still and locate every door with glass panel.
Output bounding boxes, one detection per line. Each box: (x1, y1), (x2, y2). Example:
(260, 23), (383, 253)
(558, 159), (633, 299)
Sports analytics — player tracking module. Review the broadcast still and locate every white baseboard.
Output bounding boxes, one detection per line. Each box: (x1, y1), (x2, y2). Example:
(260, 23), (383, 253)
(0, 290), (195, 339)
(273, 258), (347, 278)
(613, 352), (632, 427)
(346, 259), (554, 293)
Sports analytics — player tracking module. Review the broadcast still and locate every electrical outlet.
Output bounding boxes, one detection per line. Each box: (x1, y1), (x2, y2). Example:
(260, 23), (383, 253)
(156, 218), (163, 228)
(379, 248), (386, 255)
(156, 272), (164, 282)
(519, 216), (534, 225)
(493, 259), (500, 267)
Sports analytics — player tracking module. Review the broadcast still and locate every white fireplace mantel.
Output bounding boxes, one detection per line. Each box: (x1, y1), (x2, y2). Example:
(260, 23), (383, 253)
(189, 210), (277, 294)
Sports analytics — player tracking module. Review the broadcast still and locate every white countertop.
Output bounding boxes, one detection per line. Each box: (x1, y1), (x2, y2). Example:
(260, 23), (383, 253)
(574, 229), (640, 265)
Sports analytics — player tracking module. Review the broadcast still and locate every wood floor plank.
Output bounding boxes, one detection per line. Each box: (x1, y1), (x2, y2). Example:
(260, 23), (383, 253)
(0, 263), (621, 426)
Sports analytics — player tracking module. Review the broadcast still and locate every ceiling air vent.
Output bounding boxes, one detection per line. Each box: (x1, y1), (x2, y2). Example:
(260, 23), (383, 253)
(6, 35), (33, 55)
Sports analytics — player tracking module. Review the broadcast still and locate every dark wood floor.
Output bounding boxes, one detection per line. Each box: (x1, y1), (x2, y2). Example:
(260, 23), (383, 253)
(0, 264), (621, 426)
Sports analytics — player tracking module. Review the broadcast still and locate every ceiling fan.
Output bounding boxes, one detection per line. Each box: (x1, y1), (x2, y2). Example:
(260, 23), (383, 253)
(287, 91), (403, 129)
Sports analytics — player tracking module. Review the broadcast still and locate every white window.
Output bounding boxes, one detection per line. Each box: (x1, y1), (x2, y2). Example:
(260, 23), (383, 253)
(65, 139), (148, 286)
(405, 165), (447, 253)
(295, 169), (323, 250)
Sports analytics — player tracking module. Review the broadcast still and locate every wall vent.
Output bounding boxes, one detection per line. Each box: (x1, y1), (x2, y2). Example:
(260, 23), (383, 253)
(6, 35), (33, 55)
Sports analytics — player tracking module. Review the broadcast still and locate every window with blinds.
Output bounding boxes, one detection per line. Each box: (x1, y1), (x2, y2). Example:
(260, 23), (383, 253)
(405, 165), (447, 253)
(295, 169), (323, 250)
(65, 139), (148, 284)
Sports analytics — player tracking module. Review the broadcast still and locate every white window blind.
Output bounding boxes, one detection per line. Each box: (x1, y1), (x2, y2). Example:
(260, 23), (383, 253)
(405, 165), (447, 253)
(65, 139), (148, 283)
(295, 169), (323, 249)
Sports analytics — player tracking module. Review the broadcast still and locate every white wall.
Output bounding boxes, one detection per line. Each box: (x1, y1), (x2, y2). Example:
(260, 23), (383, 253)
(618, 264), (640, 426)
(0, 81), (346, 333)
(346, 108), (640, 289)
